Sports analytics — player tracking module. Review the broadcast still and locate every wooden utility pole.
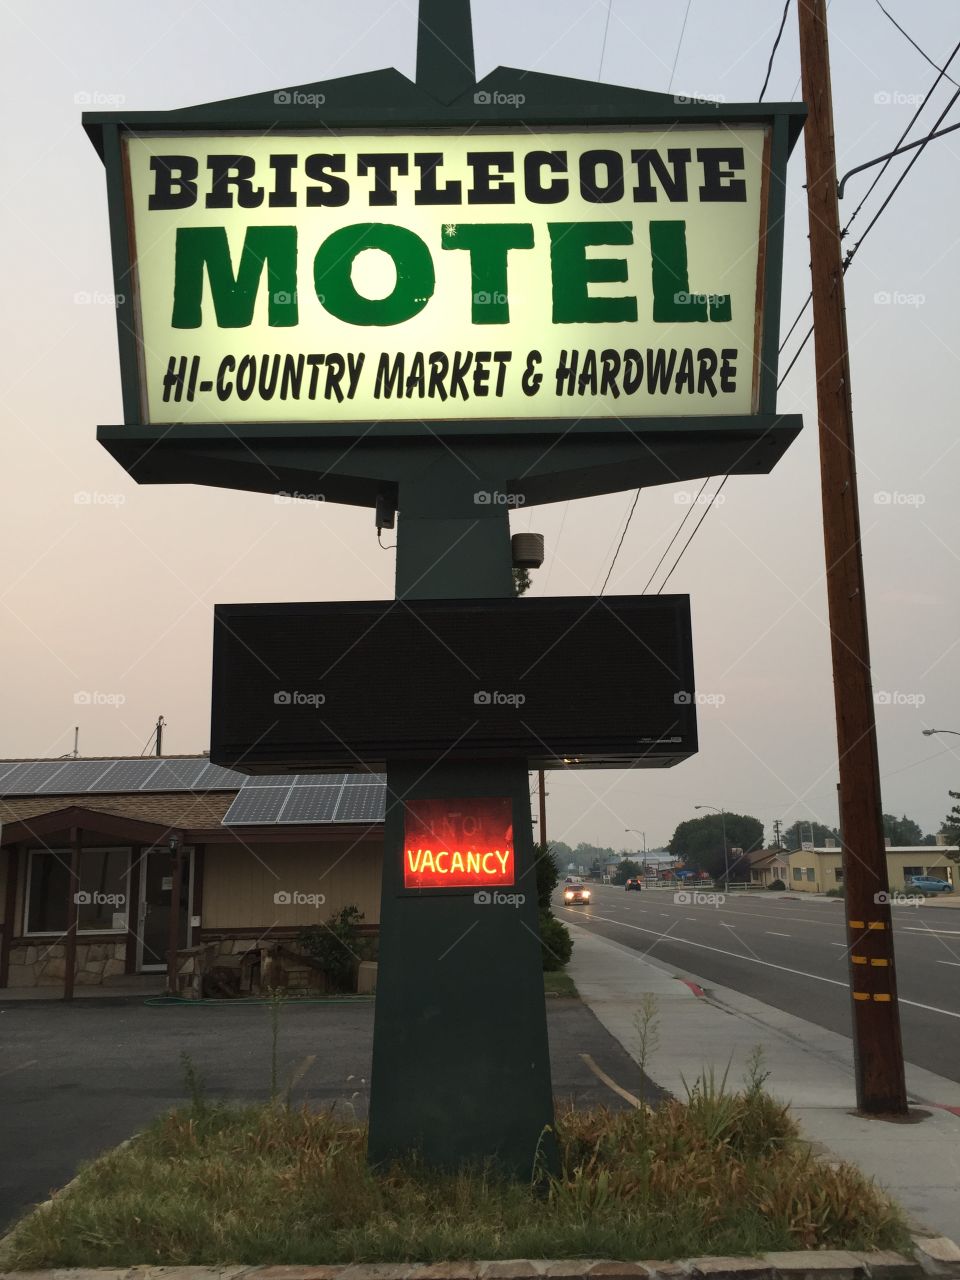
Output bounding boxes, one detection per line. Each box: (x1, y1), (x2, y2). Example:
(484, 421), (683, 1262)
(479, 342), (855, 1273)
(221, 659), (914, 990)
(538, 769), (547, 849)
(797, 0), (907, 1113)
(166, 834), (182, 996)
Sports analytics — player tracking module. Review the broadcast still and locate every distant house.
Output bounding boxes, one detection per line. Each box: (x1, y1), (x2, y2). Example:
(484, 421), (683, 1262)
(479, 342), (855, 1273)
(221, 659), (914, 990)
(786, 845), (958, 893)
(0, 756), (383, 991)
(745, 849), (789, 887)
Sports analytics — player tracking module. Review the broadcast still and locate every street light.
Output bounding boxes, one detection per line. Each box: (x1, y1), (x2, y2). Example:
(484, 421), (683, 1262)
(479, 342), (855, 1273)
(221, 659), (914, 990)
(625, 828), (647, 875)
(695, 804), (729, 886)
(922, 728), (960, 737)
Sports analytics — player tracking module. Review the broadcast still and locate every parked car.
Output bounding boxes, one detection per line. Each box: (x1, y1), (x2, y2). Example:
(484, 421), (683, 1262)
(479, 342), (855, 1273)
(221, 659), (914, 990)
(563, 883), (592, 905)
(624, 877), (642, 891)
(905, 875), (954, 894)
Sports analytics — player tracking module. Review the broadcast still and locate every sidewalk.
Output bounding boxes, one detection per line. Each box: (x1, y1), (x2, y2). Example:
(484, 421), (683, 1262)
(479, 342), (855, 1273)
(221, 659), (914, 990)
(567, 923), (960, 1243)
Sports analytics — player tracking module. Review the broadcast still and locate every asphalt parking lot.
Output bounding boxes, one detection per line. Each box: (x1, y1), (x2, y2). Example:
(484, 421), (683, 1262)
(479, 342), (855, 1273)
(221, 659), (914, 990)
(0, 992), (660, 1231)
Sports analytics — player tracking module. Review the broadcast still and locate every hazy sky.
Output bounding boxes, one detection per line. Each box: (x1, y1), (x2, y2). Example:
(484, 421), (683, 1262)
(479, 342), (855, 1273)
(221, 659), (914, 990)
(1, 0), (958, 853)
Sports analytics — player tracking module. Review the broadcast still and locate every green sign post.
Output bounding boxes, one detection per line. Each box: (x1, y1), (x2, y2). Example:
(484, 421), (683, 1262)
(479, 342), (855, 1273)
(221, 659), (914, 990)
(85, 0), (804, 1173)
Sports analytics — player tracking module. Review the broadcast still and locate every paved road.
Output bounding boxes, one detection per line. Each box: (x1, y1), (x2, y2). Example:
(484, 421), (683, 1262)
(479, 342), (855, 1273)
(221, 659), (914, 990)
(558, 885), (960, 1083)
(0, 994), (660, 1232)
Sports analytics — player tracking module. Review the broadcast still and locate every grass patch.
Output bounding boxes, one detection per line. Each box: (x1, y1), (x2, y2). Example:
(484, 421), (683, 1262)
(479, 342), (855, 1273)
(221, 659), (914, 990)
(543, 970), (578, 998)
(3, 1083), (908, 1268)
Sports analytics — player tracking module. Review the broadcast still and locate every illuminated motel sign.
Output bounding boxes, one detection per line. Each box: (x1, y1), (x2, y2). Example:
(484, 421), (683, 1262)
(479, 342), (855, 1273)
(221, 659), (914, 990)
(86, 0), (804, 1175)
(126, 129), (769, 426)
(402, 797), (514, 890)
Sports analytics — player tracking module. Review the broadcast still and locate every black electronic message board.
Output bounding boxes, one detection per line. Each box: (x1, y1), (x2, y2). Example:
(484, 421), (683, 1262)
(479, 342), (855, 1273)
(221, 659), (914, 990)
(211, 595), (697, 772)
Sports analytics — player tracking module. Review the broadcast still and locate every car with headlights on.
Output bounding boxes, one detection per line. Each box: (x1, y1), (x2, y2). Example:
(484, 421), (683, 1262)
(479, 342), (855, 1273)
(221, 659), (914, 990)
(563, 882), (592, 906)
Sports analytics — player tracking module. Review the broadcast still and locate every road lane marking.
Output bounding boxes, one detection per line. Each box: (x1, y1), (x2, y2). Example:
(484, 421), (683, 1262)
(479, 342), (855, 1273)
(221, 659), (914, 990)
(562, 909), (960, 1020)
(904, 927), (960, 936)
(766, 931), (791, 937)
(937, 961), (960, 967)
(579, 1053), (641, 1109)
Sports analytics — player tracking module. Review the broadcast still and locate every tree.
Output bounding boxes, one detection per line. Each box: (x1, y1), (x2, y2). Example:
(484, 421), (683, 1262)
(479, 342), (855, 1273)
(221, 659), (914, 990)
(668, 813), (764, 881)
(783, 819), (841, 850)
(941, 792), (960, 861)
(533, 842), (560, 912)
(612, 858), (642, 885)
(512, 566), (532, 596)
(882, 813), (926, 846)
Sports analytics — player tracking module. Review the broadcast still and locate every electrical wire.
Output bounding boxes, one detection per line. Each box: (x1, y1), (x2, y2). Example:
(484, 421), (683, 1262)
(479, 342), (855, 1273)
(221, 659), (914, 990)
(597, 0), (614, 80)
(759, 0), (792, 101)
(599, 488), (642, 595)
(640, 478), (710, 593)
(656, 477), (729, 594)
(667, 0), (694, 93)
(778, 35), (960, 372)
(872, 0), (959, 88)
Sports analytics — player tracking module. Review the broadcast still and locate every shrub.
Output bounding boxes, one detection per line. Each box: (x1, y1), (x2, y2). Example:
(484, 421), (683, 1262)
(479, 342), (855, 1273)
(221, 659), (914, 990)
(768, 878), (786, 891)
(534, 842), (560, 912)
(298, 905), (369, 991)
(539, 911), (573, 971)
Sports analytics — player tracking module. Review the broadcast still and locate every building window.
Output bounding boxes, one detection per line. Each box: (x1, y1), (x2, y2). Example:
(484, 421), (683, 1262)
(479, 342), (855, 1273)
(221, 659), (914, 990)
(903, 866), (923, 881)
(806, 867), (815, 882)
(834, 867), (843, 881)
(793, 866), (802, 880)
(25, 848), (130, 935)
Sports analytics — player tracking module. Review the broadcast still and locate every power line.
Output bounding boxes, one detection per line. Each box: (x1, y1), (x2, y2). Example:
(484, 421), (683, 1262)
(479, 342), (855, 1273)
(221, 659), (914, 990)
(872, 0), (959, 88)
(759, 0), (792, 101)
(656, 477), (729, 594)
(778, 37), (960, 385)
(599, 488), (642, 594)
(640, 478), (710, 593)
(666, 0), (693, 93)
(597, 0), (614, 81)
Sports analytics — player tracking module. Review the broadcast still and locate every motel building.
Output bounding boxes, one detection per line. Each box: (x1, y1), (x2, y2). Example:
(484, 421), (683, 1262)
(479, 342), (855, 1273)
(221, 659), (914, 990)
(785, 841), (958, 894)
(0, 756), (385, 992)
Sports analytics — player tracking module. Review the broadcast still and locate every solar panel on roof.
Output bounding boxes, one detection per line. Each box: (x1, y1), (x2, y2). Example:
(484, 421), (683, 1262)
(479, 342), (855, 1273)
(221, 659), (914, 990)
(146, 758), (208, 790)
(334, 782), (386, 823)
(0, 761), (72, 796)
(222, 786), (290, 825)
(342, 773), (385, 786)
(195, 762), (247, 790)
(243, 774), (302, 788)
(91, 759), (164, 792)
(277, 785), (341, 824)
(36, 759), (116, 793)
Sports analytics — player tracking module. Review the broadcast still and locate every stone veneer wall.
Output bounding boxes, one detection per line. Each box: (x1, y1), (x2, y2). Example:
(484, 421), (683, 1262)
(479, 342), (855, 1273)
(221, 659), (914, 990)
(5, 940), (127, 987)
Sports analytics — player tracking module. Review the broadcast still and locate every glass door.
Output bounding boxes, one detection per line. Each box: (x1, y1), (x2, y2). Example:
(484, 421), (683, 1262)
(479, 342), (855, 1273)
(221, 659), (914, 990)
(137, 847), (192, 971)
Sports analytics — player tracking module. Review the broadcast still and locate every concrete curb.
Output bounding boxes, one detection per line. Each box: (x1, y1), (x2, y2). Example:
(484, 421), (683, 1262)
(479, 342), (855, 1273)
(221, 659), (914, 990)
(1, 1246), (955, 1280)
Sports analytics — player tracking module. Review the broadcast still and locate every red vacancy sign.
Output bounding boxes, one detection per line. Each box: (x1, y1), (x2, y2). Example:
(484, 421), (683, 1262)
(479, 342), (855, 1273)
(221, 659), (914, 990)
(403, 796), (514, 890)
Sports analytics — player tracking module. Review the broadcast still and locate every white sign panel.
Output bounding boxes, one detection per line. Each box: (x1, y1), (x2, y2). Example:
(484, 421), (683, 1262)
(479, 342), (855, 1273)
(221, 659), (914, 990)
(123, 127), (770, 426)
